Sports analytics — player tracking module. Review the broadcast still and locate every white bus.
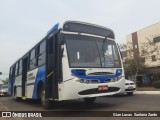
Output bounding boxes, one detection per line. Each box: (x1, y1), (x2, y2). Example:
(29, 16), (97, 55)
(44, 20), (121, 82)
(8, 21), (125, 109)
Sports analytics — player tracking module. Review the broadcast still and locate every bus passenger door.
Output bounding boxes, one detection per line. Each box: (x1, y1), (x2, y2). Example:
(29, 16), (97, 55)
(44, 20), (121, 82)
(22, 57), (28, 97)
(45, 34), (59, 99)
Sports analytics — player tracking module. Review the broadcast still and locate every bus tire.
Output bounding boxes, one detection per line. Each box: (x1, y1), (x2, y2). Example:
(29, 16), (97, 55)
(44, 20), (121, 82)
(84, 97), (96, 104)
(14, 87), (21, 102)
(40, 86), (52, 109)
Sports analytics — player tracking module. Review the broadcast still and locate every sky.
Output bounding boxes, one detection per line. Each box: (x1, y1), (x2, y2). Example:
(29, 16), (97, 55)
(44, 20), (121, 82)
(0, 0), (160, 80)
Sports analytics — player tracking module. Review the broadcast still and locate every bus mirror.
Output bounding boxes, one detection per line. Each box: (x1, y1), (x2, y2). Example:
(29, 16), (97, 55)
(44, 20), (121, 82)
(0, 72), (2, 75)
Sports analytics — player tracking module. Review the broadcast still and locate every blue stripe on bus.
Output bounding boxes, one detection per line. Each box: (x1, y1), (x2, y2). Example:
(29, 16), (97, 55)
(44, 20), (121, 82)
(71, 69), (122, 83)
(32, 65), (46, 99)
(47, 23), (59, 35)
(8, 79), (15, 96)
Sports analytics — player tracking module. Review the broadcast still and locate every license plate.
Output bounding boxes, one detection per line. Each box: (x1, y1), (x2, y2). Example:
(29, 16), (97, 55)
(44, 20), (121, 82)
(98, 85), (108, 91)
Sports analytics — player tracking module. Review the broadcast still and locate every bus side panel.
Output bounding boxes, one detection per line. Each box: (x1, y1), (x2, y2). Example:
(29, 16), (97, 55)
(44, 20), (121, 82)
(32, 65), (46, 99)
(26, 68), (38, 98)
(15, 75), (22, 97)
(25, 65), (46, 99)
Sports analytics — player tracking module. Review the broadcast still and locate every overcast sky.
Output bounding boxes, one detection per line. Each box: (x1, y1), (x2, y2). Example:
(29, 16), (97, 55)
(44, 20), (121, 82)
(0, 0), (160, 80)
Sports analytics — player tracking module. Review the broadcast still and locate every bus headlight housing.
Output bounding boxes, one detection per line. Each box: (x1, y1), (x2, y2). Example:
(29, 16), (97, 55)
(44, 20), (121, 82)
(78, 79), (90, 84)
(75, 77), (100, 84)
(75, 76), (122, 83)
(110, 76), (122, 82)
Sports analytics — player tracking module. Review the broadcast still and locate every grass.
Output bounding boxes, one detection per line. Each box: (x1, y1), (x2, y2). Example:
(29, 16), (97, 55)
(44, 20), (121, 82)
(137, 87), (160, 91)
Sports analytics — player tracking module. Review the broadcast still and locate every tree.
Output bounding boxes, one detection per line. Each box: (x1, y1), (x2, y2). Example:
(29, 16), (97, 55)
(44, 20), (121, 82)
(2, 78), (9, 84)
(119, 38), (159, 81)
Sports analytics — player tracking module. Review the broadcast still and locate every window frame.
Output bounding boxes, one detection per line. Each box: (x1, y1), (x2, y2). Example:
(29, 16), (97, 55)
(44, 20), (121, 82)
(18, 59), (22, 75)
(15, 62), (19, 77)
(37, 40), (46, 67)
(29, 48), (37, 70)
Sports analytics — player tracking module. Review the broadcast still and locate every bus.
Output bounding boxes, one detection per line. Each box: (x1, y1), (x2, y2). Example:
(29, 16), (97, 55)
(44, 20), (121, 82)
(8, 21), (125, 109)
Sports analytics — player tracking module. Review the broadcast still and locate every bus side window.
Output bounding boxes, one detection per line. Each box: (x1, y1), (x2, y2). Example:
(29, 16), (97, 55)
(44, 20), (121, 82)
(19, 60), (22, 75)
(29, 49), (37, 70)
(9, 67), (12, 79)
(38, 40), (46, 66)
(11, 66), (15, 79)
(15, 62), (19, 76)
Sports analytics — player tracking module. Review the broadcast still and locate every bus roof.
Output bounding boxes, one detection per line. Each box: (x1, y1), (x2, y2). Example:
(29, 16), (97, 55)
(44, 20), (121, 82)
(63, 21), (115, 39)
(47, 21), (115, 39)
(10, 21), (115, 68)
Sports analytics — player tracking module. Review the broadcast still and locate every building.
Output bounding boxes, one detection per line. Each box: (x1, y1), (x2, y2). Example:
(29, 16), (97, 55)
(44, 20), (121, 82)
(126, 22), (160, 87)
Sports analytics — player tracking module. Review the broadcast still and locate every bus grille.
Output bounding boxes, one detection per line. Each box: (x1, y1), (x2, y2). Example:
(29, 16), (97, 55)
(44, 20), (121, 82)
(88, 72), (113, 75)
(90, 80), (100, 84)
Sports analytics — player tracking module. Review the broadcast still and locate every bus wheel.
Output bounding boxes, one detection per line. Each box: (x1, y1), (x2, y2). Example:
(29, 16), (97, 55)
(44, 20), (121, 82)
(40, 86), (52, 109)
(84, 97), (96, 104)
(14, 88), (21, 102)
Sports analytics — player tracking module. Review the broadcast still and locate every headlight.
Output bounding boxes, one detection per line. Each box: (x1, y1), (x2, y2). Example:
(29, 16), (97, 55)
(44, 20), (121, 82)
(110, 76), (122, 82)
(79, 79), (90, 84)
(75, 77), (100, 84)
(79, 79), (86, 83)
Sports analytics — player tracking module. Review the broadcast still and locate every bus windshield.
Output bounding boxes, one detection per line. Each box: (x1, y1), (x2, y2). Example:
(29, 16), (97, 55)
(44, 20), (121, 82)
(66, 35), (121, 68)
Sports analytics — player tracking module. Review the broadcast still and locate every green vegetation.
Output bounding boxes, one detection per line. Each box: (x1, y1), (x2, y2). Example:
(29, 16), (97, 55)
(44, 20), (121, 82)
(153, 81), (160, 89)
(119, 38), (160, 81)
(1, 78), (9, 84)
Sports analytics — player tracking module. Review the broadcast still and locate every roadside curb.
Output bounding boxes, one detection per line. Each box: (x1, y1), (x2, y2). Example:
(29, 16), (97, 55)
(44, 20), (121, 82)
(135, 91), (160, 94)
